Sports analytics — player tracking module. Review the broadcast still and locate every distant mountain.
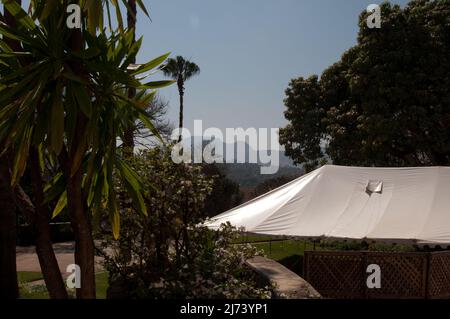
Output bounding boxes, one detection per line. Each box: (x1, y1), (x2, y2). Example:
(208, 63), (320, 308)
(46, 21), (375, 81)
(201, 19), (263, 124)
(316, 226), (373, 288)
(219, 163), (303, 188)
(181, 136), (304, 187)
(184, 136), (298, 166)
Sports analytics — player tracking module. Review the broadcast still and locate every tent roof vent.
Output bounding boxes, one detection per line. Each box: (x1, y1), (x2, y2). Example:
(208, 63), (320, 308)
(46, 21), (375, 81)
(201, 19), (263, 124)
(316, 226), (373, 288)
(366, 180), (383, 194)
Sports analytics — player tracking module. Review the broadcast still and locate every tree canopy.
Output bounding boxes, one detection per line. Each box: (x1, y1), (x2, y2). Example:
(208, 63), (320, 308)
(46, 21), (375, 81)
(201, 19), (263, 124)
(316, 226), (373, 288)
(280, 0), (450, 170)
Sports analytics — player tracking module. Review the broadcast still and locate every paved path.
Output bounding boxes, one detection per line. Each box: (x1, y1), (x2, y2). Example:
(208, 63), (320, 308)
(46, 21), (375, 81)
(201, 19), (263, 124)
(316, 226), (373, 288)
(246, 256), (321, 299)
(17, 242), (104, 275)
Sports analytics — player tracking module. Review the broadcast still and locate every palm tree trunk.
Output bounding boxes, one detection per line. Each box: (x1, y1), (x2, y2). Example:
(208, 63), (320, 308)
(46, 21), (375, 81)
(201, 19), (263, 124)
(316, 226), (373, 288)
(0, 151), (18, 299)
(60, 116), (96, 299)
(68, 158), (96, 299)
(123, 0), (137, 156)
(65, 29), (96, 299)
(29, 148), (68, 299)
(178, 76), (184, 142)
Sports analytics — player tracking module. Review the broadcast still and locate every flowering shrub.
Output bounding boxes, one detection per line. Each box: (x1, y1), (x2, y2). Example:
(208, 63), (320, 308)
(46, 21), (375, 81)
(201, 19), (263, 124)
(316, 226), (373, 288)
(99, 148), (272, 299)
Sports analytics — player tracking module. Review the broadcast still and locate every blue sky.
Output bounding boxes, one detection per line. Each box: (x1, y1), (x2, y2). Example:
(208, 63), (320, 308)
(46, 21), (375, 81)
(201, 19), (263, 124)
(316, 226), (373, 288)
(136, 0), (410, 133)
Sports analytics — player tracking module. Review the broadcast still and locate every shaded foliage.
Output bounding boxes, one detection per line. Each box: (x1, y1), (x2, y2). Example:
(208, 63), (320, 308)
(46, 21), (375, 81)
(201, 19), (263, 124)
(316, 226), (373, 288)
(100, 148), (272, 299)
(201, 164), (243, 218)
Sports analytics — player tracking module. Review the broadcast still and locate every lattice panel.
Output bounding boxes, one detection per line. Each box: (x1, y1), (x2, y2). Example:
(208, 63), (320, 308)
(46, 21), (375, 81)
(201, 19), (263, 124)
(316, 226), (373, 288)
(303, 251), (450, 299)
(428, 252), (450, 299)
(366, 253), (427, 299)
(304, 252), (364, 298)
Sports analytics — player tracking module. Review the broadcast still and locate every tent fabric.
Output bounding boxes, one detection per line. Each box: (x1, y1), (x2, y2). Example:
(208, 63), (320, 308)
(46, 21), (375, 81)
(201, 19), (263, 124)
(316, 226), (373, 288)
(205, 165), (450, 244)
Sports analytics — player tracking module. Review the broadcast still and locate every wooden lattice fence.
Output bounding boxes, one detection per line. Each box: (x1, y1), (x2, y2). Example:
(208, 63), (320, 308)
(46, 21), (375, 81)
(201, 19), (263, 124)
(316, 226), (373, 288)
(428, 252), (450, 299)
(304, 251), (450, 299)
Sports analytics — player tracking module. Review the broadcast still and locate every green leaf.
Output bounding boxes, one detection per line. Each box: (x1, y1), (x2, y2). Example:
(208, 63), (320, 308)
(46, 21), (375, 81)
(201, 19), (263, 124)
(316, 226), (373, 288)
(116, 157), (148, 216)
(140, 90), (157, 105)
(11, 126), (32, 187)
(62, 66), (89, 85)
(111, 0), (123, 32)
(136, 0), (150, 18)
(0, 38), (13, 53)
(2, 0), (37, 30)
(87, 0), (103, 34)
(139, 80), (175, 90)
(0, 68), (40, 105)
(50, 82), (64, 154)
(73, 83), (92, 118)
(139, 112), (163, 143)
(121, 36), (142, 69)
(0, 51), (32, 58)
(114, 92), (146, 109)
(39, 0), (58, 21)
(132, 52), (171, 76)
(52, 191), (67, 219)
(109, 194), (120, 240)
(72, 47), (102, 60)
(37, 144), (45, 172)
(70, 137), (87, 177)
(0, 22), (30, 44)
(62, 70), (90, 85)
(0, 59), (9, 67)
(44, 172), (66, 204)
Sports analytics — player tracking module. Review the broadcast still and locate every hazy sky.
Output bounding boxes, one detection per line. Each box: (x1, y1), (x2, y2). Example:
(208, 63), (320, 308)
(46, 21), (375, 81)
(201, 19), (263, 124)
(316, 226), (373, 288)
(136, 0), (410, 134)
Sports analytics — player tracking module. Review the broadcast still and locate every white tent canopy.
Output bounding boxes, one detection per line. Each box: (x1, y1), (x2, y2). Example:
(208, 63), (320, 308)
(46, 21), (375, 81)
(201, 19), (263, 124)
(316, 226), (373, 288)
(205, 165), (450, 244)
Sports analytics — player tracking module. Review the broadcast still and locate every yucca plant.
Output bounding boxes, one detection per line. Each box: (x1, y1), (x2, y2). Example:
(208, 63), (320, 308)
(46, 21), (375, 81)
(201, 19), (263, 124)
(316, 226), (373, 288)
(0, 0), (173, 298)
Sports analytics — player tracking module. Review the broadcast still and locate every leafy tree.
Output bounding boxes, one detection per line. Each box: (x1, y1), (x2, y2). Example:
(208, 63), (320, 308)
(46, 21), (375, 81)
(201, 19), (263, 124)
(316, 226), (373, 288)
(100, 148), (272, 299)
(280, 0), (450, 169)
(134, 94), (173, 144)
(201, 164), (243, 218)
(252, 175), (298, 198)
(279, 75), (324, 171)
(162, 56), (200, 140)
(0, 0), (171, 298)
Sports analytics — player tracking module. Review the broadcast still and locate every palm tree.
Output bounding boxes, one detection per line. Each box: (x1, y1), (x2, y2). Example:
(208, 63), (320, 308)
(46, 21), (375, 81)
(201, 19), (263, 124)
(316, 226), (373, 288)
(163, 56), (200, 141)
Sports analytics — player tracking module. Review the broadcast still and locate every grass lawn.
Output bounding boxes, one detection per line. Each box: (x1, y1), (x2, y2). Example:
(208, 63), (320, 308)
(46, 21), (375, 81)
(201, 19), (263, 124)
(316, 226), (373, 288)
(250, 239), (318, 275)
(95, 272), (109, 299)
(233, 234), (278, 244)
(18, 271), (109, 299)
(252, 239), (316, 260)
(17, 271), (44, 283)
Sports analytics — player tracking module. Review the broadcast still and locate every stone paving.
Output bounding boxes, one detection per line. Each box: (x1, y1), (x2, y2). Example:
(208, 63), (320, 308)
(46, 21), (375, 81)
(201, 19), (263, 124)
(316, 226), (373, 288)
(246, 256), (321, 299)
